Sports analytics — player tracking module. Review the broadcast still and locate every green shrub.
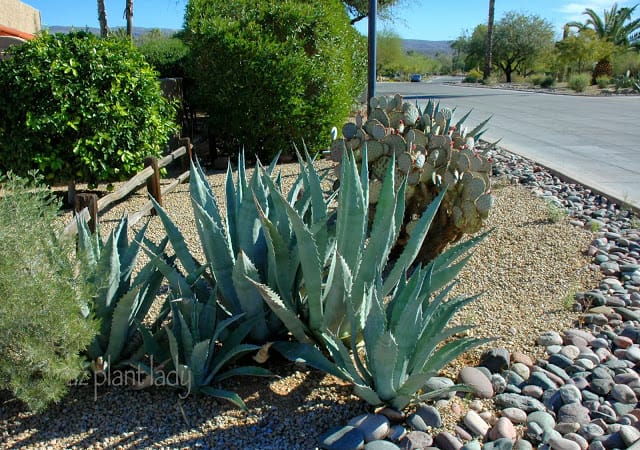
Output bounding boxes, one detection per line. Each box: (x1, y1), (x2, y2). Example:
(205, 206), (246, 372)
(568, 73), (590, 92)
(482, 74), (498, 86)
(464, 68), (483, 83)
(530, 73), (546, 86)
(0, 172), (98, 411)
(540, 75), (555, 88)
(185, 0), (367, 161)
(0, 31), (177, 184)
(595, 75), (610, 88)
(136, 30), (189, 78)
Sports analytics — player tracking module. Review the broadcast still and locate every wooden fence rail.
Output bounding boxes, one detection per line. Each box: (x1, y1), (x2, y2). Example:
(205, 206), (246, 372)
(61, 144), (191, 238)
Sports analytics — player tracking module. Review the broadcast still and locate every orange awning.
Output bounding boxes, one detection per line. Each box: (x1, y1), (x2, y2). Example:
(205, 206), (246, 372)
(0, 25), (35, 41)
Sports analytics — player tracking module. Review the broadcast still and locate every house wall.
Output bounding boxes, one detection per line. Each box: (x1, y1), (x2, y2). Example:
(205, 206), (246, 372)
(0, 0), (41, 34)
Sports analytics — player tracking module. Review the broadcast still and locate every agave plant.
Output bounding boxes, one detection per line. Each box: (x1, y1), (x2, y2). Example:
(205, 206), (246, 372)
(150, 152), (332, 343)
(162, 299), (272, 409)
(252, 149), (491, 409)
(76, 215), (166, 370)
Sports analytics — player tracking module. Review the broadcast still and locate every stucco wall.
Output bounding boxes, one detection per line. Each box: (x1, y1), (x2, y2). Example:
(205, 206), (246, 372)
(0, 0), (41, 34)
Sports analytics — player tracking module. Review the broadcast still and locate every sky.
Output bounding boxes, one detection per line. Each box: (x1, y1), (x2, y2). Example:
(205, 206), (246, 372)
(23, 0), (639, 41)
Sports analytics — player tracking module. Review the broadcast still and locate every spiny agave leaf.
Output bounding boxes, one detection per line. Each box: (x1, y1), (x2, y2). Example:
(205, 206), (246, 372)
(165, 324), (181, 368)
(103, 284), (141, 364)
(455, 108), (474, 131)
(421, 336), (494, 376)
(336, 150), (366, 274)
(388, 270), (428, 348)
(225, 162), (239, 255)
(199, 386), (249, 410)
(145, 250), (194, 299)
(191, 201), (239, 313)
(468, 115), (493, 140)
(353, 383), (384, 406)
(370, 331), (399, 402)
(151, 197), (199, 276)
(189, 339), (211, 387)
(93, 232), (121, 341)
(253, 199), (296, 306)
(248, 279), (310, 344)
(204, 343), (261, 386)
(172, 303), (194, 365)
(215, 366), (273, 382)
(136, 320), (170, 364)
(197, 293), (218, 341)
(321, 252), (352, 335)
(382, 188), (446, 296)
(271, 341), (346, 380)
(76, 215), (98, 267)
(238, 167), (268, 271)
(232, 251), (270, 342)
(320, 330), (366, 384)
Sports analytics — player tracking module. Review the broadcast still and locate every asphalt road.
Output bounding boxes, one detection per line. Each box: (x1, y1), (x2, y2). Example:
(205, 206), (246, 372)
(376, 77), (640, 209)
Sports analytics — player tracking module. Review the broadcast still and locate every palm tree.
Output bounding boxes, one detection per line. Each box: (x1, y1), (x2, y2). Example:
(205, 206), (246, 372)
(483, 0), (495, 79)
(567, 3), (640, 81)
(97, 0), (109, 37)
(125, 0), (134, 40)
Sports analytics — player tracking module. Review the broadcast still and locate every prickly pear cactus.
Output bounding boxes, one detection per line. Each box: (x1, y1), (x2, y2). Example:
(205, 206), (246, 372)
(329, 94), (495, 263)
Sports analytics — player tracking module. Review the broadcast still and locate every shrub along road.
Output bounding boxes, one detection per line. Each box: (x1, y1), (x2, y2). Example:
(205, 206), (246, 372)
(378, 78), (640, 211)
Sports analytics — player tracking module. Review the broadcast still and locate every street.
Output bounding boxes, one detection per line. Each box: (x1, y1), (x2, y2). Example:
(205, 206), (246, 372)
(376, 77), (640, 208)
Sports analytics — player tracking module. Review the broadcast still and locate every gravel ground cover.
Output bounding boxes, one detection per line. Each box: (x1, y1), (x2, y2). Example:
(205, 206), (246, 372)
(0, 150), (607, 449)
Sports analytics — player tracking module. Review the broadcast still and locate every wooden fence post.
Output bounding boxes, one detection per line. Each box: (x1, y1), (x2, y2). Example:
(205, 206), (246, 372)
(75, 193), (98, 234)
(145, 156), (162, 214)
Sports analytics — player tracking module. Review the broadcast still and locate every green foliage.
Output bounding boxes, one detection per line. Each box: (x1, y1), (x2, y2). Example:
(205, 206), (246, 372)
(556, 29), (616, 75)
(264, 152), (490, 409)
(595, 75), (611, 88)
(531, 73), (556, 88)
(0, 31), (177, 184)
(614, 72), (640, 91)
(492, 12), (556, 82)
(185, 0), (366, 161)
(376, 30), (442, 78)
(0, 172), (98, 411)
(136, 29), (189, 78)
(76, 216), (166, 369)
(465, 68), (483, 83)
(568, 73), (591, 92)
(566, 4), (640, 48)
(613, 50), (640, 77)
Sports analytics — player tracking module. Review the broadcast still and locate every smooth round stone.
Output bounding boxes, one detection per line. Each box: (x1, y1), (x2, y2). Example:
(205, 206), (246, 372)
(578, 423), (605, 440)
(563, 433), (588, 450)
(559, 384), (582, 404)
(399, 431), (433, 449)
(546, 345), (563, 355)
(529, 371), (558, 391)
(512, 352), (534, 367)
(511, 363), (531, 380)
(502, 408), (528, 424)
(554, 422), (580, 435)
(611, 383), (638, 403)
(480, 348), (511, 373)
(589, 337), (610, 349)
(545, 364), (570, 382)
(407, 413), (429, 432)
(414, 404), (442, 429)
(387, 425), (407, 442)
(558, 404), (591, 425)
(539, 331), (564, 347)
(364, 441), (400, 450)
(614, 335), (634, 348)
(494, 393), (546, 412)
(547, 436), (581, 450)
(455, 425), (472, 442)
(513, 439), (533, 450)
(376, 407), (405, 423)
(492, 374), (508, 395)
(564, 329), (596, 345)
(422, 377), (455, 400)
(320, 425), (365, 450)
(574, 358), (596, 370)
(587, 440), (606, 450)
(433, 431), (463, 450)
(348, 414), (391, 442)
(577, 348), (600, 365)
(504, 370), (526, 386)
(463, 410), (490, 437)
(550, 353), (576, 369)
(461, 439), (482, 450)
(489, 417), (517, 441)
(593, 404), (617, 423)
(619, 424), (640, 446)
(483, 438), (515, 450)
(528, 411), (557, 433)
(542, 429), (563, 444)
(590, 378), (613, 396)
(458, 366), (494, 399)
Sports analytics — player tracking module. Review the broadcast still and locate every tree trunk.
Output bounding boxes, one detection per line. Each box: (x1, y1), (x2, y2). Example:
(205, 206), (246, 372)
(97, 0), (109, 37)
(483, 0), (495, 80)
(125, 0), (134, 40)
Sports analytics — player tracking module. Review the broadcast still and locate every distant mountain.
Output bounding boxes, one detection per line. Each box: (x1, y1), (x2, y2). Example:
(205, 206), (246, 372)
(46, 26), (178, 38)
(402, 39), (454, 57)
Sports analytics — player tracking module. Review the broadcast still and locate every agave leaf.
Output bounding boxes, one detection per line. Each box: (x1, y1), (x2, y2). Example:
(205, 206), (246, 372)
(191, 201), (239, 312)
(335, 150), (366, 273)
(248, 279), (310, 344)
(204, 343), (261, 386)
(238, 169), (267, 271)
(136, 321), (170, 364)
(382, 188), (446, 296)
(189, 339), (211, 387)
(225, 162), (239, 255)
(271, 341), (346, 380)
(321, 252), (352, 335)
(215, 366), (273, 382)
(150, 197), (200, 277)
(92, 232), (121, 345)
(76, 215), (98, 267)
(131, 266), (164, 325)
(422, 336), (494, 378)
(232, 251), (270, 342)
(199, 386), (248, 411)
(352, 383), (383, 406)
(104, 284), (141, 364)
(455, 108), (474, 131)
(468, 115), (493, 140)
(387, 265), (427, 334)
(172, 303), (194, 365)
(145, 251), (194, 299)
(321, 331), (366, 385)
(370, 331), (399, 402)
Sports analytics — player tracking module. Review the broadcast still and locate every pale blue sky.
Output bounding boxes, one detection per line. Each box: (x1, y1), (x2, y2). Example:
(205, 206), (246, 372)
(24, 0), (638, 41)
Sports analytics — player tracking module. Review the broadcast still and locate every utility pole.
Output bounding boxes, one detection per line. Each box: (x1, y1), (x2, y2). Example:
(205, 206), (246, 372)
(367, 0), (377, 115)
